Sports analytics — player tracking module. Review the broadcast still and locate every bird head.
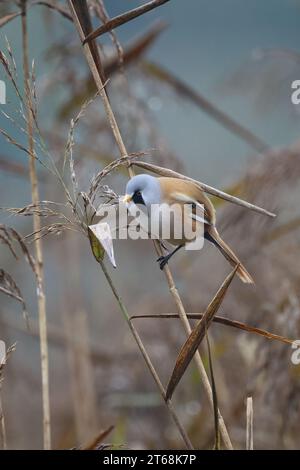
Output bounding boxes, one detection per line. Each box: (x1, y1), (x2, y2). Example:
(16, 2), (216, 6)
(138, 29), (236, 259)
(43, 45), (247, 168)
(123, 174), (161, 207)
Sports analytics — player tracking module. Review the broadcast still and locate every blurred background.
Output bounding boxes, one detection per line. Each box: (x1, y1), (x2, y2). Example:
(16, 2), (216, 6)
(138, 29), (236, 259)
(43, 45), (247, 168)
(1, 0), (300, 449)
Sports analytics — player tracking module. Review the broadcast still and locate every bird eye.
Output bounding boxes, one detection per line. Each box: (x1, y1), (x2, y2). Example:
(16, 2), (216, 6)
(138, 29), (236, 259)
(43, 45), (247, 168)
(132, 190), (145, 205)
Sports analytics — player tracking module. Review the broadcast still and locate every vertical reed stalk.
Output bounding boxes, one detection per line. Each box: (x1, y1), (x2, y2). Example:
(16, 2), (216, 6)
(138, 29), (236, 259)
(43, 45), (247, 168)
(20, 0), (51, 449)
(0, 392), (7, 449)
(246, 396), (253, 450)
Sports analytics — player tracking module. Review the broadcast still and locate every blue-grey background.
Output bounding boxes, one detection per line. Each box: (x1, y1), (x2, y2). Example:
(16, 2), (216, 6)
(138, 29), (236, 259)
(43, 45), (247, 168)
(1, 0), (300, 450)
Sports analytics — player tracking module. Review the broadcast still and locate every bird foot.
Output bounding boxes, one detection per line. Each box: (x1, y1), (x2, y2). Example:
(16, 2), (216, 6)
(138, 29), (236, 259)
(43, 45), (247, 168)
(156, 255), (169, 270)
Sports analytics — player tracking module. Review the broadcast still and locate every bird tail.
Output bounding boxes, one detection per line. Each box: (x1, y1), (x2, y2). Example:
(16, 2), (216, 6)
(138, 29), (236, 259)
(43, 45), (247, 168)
(205, 227), (254, 284)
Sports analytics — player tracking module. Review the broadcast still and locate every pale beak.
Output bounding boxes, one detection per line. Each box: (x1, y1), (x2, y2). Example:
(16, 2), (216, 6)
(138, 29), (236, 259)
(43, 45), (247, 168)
(123, 194), (132, 204)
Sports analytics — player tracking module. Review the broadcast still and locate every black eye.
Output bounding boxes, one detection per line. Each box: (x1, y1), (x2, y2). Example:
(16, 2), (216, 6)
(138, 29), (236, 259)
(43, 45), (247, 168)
(132, 190), (145, 205)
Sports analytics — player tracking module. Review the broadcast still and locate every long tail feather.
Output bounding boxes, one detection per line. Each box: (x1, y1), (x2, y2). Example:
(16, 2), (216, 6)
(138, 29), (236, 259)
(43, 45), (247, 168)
(205, 228), (254, 284)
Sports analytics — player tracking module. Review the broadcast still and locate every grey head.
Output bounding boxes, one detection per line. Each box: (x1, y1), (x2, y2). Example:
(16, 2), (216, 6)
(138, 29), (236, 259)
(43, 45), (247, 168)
(125, 174), (161, 207)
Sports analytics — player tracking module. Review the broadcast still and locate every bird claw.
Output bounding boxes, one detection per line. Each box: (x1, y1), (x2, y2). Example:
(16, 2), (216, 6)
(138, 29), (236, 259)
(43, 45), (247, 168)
(157, 256), (169, 270)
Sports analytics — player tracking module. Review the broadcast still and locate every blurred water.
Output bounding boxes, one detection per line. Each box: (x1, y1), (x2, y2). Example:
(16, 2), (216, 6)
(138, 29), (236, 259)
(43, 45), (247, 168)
(1, 0), (300, 197)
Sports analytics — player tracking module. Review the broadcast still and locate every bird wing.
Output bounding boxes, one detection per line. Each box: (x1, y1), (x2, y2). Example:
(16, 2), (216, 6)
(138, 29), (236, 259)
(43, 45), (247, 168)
(170, 191), (212, 225)
(159, 177), (216, 226)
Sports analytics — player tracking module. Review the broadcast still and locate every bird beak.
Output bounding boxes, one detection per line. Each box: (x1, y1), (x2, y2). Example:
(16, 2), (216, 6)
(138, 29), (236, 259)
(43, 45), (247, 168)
(123, 194), (132, 204)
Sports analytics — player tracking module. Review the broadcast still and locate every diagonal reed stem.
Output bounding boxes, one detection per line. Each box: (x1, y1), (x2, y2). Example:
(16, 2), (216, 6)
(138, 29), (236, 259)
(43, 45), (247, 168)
(20, 0), (51, 449)
(131, 161), (276, 218)
(99, 260), (192, 449)
(69, 0), (233, 449)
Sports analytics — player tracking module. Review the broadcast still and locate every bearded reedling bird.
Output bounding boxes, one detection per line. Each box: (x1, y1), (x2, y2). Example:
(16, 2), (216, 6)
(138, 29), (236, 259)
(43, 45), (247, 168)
(123, 174), (254, 284)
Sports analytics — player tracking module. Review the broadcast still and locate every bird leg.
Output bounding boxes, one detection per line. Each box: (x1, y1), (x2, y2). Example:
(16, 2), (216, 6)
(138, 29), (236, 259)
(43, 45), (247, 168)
(157, 244), (184, 270)
(158, 239), (170, 252)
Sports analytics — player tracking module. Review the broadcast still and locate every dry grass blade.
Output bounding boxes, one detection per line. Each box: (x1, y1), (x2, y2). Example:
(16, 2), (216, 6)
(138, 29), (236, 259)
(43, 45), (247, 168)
(0, 12), (20, 28)
(88, 223), (116, 267)
(206, 333), (220, 450)
(0, 50), (23, 102)
(166, 266), (238, 401)
(141, 61), (269, 153)
(0, 225), (18, 259)
(0, 269), (28, 323)
(31, 1), (73, 21)
(83, 425), (115, 450)
(0, 224), (38, 284)
(246, 397), (253, 450)
(0, 128), (49, 171)
(131, 160), (276, 218)
(9, 228), (38, 277)
(129, 313), (294, 346)
(0, 127), (30, 156)
(83, 0), (170, 44)
(0, 343), (16, 450)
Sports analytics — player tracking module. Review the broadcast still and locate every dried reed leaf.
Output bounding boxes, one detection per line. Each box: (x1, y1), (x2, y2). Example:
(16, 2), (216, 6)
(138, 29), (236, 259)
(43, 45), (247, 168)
(88, 223), (116, 267)
(0, 12), (20, 28)
(83, 0), (170, 43)
(130, 312), (294, 346)
(166, 267), (238, 401)
(88, 226), (105, 263)
(83, 425), (114, 450)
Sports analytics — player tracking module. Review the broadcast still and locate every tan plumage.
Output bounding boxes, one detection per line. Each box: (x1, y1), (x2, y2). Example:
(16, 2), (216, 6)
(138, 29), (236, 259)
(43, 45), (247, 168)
(159, 177), (254, 284)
